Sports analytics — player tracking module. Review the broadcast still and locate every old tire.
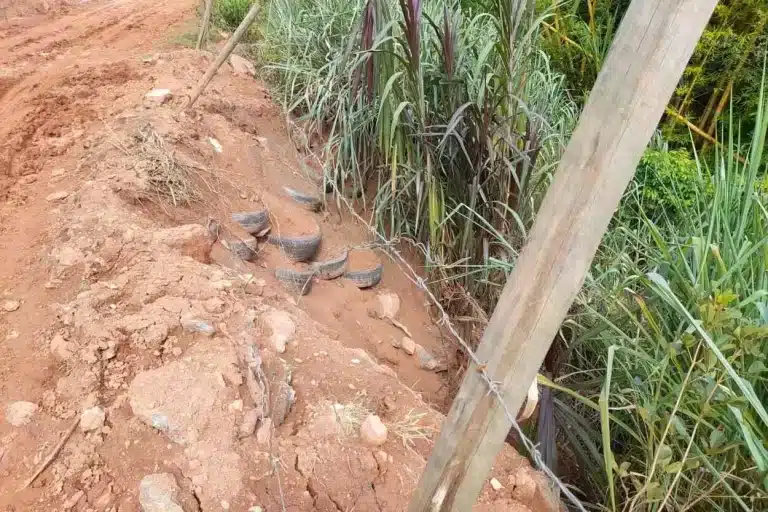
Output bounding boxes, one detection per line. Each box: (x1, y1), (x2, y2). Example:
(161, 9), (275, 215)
(344, 263), (383, 288)
(312, 249), (348, 280)
(283, 186), (322, 212)
(229, 237), (258, 261)
(232, 209), (269, 235)
(268, 232), (321, 262)
(275, 268), (314, 295)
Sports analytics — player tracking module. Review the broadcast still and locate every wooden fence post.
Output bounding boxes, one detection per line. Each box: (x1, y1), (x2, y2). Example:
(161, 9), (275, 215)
(407, 0), (719, 510)
(196, 0), (215, 50)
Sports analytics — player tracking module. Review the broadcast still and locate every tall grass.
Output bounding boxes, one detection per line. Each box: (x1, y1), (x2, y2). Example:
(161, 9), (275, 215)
(260, 0), (576, 315)
(555, 74), (768, 509)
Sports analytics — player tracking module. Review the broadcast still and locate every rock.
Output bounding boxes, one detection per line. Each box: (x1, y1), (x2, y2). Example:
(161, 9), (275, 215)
(56, 246), (83, 266)
(416, 345), (439, 371)
(248, 507), (263, 512)
(203, 297), (226, 314)
(80, 406), (106, 432)
(144, 88), (172, 106)
(51, 168), (66, 177)
(256, 417), (272, 444)
(5, 401), (38, 426)
(139, 473), (184, 512)
(360, 415), (387, 446)
(374, 450), (388, 466)
(262, 310), (295, 353)
(50, 334), (75, 360)
(46, 190), (69, 202)
(208, 137), (223, 153)
(400, 337), (416, 355)
(1, 300), (20, 312)
(376, 291), (400, 319)
(19, 174), (38, 184)
(180, 316), (215, 337)
(229, 54), (256, 77)
(490, 477), (503, 491)
(63, 490), (85, 510)
(239, 408), (260, 438)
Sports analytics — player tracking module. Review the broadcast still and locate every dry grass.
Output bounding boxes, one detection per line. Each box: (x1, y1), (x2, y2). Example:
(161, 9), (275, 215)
(387, 409), (435, 450)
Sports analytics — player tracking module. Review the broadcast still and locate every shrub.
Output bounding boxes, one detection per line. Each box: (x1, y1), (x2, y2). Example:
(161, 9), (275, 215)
(631, 148), (702, 224)
(215, 0), (253, 31)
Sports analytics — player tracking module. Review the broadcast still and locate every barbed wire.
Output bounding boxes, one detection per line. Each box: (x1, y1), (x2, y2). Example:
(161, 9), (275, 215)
(313, 167), (586, 511)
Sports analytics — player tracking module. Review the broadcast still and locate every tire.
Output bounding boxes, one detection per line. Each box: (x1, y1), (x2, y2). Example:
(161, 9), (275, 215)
(229, 237), (258, 261)
(275, 268), (314, 295)
(232, 209), (269, 235)
(344, 263), (383, 288)
(312, 249), (348, 280)
(283, 186), (322, 212)
(268, 232), (321, 262)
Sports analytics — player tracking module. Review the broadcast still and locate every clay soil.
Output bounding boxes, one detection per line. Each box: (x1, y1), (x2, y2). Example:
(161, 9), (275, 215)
(346, 249), (382, 272)
(0, 1), (558, 511)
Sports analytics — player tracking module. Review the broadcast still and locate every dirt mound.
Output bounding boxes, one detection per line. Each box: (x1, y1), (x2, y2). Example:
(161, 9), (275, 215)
(0, 2), (559, 511)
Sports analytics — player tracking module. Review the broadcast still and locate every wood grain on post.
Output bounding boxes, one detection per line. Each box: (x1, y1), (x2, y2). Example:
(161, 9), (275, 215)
(184, 1), (261, 111)
(407, 0), (719, 510)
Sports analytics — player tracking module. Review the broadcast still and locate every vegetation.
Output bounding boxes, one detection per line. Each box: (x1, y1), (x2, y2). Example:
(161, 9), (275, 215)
(251, 0), (768, 509)
(214, 0), (254, 31)
(260, 0), (577, 318)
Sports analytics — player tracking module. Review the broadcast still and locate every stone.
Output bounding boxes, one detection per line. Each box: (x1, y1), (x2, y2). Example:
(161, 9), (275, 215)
(229, 54), (256, 77)
(416, 345), (439, 371)
(80, 406), (106, 432)
(63, 490), (85, 510)
(139, 473), (184, 512)
(262, 310), (295, 354)
(50, 334), (75, 360)
(490, 477), (503, 491)
(239, 408), (260, 438)
(400, 337), (416, 355)
(360, 415), (387, 446)
(256, 417), (272, 444)
(1, 300), (20, 312)
(51, 168), (66, 177)
(248, 507), (263, 512)
(46, 190), (69, 202)
(56, 246), (83, 266)
(5, 401), (38, 426)
(180, 316), (215, 337)
(204, 297), (226, 314)
(375, 450), (388, 466)
(144, 88), (172, 106)
(208, 137), (223, 153)
(376, 291), (400, 319)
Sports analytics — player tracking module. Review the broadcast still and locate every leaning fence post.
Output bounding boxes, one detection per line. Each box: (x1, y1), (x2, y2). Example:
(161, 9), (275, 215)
(407, 0), (719, 510)
(196, 0), (215, 50)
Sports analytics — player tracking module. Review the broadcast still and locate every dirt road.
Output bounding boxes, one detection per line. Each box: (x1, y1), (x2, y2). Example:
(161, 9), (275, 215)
(0, 1), (556, 510)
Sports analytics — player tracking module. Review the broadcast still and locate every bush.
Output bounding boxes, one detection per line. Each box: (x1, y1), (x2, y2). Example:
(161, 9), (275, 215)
(215, 0), (253, 31)
(631, 148), (702, 224)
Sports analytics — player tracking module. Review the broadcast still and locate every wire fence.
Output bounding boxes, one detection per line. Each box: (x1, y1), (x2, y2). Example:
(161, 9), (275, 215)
(304, 155), (587, 511)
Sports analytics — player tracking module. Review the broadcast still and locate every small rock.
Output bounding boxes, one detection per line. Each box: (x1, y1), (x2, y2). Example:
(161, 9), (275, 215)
(208, 137), (223, 153)
(144, 88), (172, 105)
(248, 508), (263, 512)
(50, 334), (74, 360)
(400, 337), (416, 355)
(180, 316), (215, 336)
(490, 477), (503, 491)
(228, 399), (244, 412)
(203, 297), (226, 314)
(19, 174), (38, 184)
(375, 450), (388, 465)
(416, 345), (439, 370)
(1, 300), (20, 312)
(262, 310), (295, 354)
(171, 347), (183, 357)
(376, 291), (401, 319)
(51, 168), (66, 177)
(139, 473), (184, 512)
(360, 415), (387, 446)
(63, 490), (85, 510)
(80, 406), (106, 432)
(5, 401), (38, 426)
(239, 408), (260, 438)
(6, 330), (19, 340)
(256, 417), (272, 444)
(229, 54), (256, 76)
(46, 190), (69, 202)
(221, 500), (230, 510)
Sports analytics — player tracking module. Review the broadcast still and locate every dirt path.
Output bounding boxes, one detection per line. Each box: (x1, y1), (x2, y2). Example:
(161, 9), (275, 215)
(0, 2), (557, 510)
